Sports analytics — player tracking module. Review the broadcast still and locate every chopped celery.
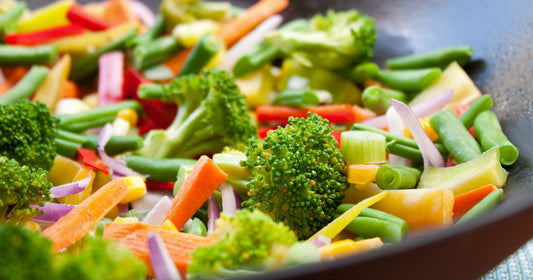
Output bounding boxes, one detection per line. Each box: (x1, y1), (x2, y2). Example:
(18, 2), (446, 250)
(340, 131), (386, 164)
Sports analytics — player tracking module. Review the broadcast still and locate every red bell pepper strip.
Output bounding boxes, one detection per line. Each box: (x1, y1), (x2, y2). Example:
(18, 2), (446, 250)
(309, 104), (357, 123)
(146, 181), (176, 191)
(452, 103), (476, 137)
(257, 126), (279, 139)
(78, 147), (109, 175)
(67, 3), (111, 31)
(331, 131), (341, 149)
(123, 67), (177, 135)
(4, 24), (85, 45)
(256, 105), (307, 125)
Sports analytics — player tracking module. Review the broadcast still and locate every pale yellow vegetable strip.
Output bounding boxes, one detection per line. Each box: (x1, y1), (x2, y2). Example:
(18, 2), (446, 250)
(16, 0), (73, 33)
(307, 191), (388, 243)
(319, 238), (384, 261)
(32, 54), (71, 113)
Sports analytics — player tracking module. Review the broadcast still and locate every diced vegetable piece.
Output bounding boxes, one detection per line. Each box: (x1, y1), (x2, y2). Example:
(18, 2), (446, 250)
(417, 147), (508, 195)
(346, 164), (380, 185)
(343, 188), (454, 230)
(409, 62), (482, 108)
(340, 131), (386, 165)
(119, 176), (147, 204)
(474, 110), (519, 165)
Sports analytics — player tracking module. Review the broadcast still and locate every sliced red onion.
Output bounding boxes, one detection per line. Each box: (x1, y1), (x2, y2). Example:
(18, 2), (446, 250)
(385, 107), (412, 167)
(391, 99), (445, 168)
(31, 202), (75, 223)
(142, 196), (172, 225)
(362, 90), (454, 129)
(233, 189), (243, 210)
(130, 1), (156, 27)
(309, 234), (331, 248)
(220, 14), (283, 71)
(148, 233), (182, 280)
(98, 51), (124, 107)
(98, 124), (147, 177)
(220, 183), (237, 215)
(50, 176), (91, 198)
(207, 194), (220, 235)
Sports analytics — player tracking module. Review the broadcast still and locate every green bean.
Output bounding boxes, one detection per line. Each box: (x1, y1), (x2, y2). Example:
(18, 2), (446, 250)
(352, 123), (418, 148)
(82, 134), (144, 156)
(429, 109), (482, 163)
(127, 14), (165, 48)
(386, 46), (474, 70)
(187, 218), (207, 236)
(456, 188), (503, 225)
(0, 45), (58, 66)
(386, 141), (447, 163)
(55, 138), (81, 158)
(0, 65), (49, 105)
(339, 62), (380, 84)
(69, 28), (137, 82)
(179, 32), (222, 76)
(271, 89), (320, 108)
(232, 19), (308, 78)
(0, 2), (26, 41)
(362, 86), (409, 115)
(460, 95), (493, 129)
(474, 111), (519, 165)
(376, 164), (421, 190)
(56, 129), (95, 147)
(133, 36), (181, 70)
(124, 155), (197, 182)
(57, 100), (142, 129)
(336, 205), (408, 243)
(375, 67), (442, 92)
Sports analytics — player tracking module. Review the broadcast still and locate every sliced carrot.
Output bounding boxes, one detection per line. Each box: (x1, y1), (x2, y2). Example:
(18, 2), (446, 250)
(218, 0), (289, 47)
(102, 0), (137, 26)
(165, 156), (228, 230)
(59, 80), (79, 99)
(121, 228), (214, 275)
(42, 177), (130, 252)
(0, 83), (11, 96)
(453, 184), (499, 218)
(162, 48), (193, 77)
(103, 222), (156, 240)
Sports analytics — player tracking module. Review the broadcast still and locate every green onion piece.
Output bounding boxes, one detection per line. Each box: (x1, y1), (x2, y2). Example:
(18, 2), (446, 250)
(340, 131), (386, 164)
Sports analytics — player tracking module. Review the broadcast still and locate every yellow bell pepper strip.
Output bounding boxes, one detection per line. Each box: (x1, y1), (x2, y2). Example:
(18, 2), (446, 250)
(346, 164), (380, 185)
(48, 155), (96, 205)
(417, 147), (507, 195)
(307, 191), (388, 243)
(16, 0), (73, 33)
(343, 188), (454, 230)
(50, 22), (138, 54)
(119, 176), (147, 204)
(32, 54), (71, 113)
(404, 118), (438, 141)
(319, 238), (383, 261)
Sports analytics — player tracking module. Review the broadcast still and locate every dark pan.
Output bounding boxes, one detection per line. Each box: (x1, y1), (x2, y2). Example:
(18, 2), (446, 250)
(28, 0), (533, 279)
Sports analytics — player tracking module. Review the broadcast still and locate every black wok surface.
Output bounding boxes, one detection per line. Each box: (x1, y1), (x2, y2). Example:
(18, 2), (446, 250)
(28, 0), (533, 279)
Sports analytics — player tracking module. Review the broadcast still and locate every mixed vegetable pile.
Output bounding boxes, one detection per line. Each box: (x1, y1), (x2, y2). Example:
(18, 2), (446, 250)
(0, 0), (520, 279)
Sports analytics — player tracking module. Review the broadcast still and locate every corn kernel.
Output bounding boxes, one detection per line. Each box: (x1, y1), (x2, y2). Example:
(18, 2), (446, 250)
(113, 217), (139, 224)
(404, 118), (439, 141)
(117, 108), (138, 127)
(319, 238), (383, 261)
(161, 219), (180, 232)
(347, 164), (380, 185)
(120, 176), (147, 204)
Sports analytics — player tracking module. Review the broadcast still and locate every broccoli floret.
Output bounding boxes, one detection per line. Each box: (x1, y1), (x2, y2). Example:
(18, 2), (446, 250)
(161, 0), (231, 29)
(0, 224), (55, 280)
(137, 69), (257, 159)
(54, 236), (147, 280)
(0, 156), (52, 225)
(266, 9), (376, 70)
(0, 99), (58, 171)
(187, 209), (301, 279)
(242, 113), (348, 239)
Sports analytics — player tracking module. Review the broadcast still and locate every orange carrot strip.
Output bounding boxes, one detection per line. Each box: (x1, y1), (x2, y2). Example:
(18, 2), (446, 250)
(353, 104), (377, 123)
(102, 222), (155, 240)
(218, 0), (289, 47)
(162, 48), (193, 77)
(59, 80), (79, 99)
(453, 184), (499, 218)
(121, 228), (214, 274)
(165, 156), (228, 230)
(42, 177), (130, 252)
(0, 83), (11, 96)
(102, 0), (137, 26)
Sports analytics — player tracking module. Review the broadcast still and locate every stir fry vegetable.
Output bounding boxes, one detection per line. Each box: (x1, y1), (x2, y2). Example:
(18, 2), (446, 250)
(0, 0), (520, 279)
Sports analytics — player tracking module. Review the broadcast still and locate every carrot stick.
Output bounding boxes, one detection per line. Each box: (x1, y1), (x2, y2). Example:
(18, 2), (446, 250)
(162, 48), (192, 77)
(453, 184), (498, 218)
(218, 0), (289, 47)
(42, 177), (131, 252)
(59, 80), (79, 99)
(102, 0), (137, 26)
(102, 222), (155, 240)
(0, 83), (10, 96)
(121, 228), (214, 274)
(165, 155), (228, 230)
